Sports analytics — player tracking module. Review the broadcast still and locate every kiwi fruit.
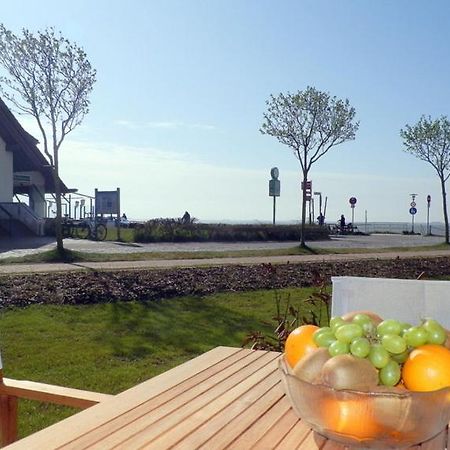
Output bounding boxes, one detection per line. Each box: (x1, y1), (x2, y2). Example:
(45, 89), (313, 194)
(445, 329), (450, 350)
(321, 354), (379, 390)
(292, 348), (330, 383)
(341, 310), (383, 325)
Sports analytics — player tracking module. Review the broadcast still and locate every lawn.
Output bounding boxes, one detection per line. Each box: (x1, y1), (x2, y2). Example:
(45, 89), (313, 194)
(0, 286), (326, 439)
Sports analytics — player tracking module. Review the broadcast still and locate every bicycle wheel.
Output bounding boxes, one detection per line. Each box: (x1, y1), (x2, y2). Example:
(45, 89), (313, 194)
(95, 224), (107, 241)
(76, 225), (90, 239)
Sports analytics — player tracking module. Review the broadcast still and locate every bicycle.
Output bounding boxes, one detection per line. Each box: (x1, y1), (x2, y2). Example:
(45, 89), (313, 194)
(61, 218), (77, 239)
(61, 217), (107, 241)
(75, 218), (108, 241)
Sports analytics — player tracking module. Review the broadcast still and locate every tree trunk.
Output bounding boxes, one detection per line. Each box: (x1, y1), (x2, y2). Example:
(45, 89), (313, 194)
(440, 176), (449, 244)
(53, 147), (65, 256)
(300, 172), (308, 247)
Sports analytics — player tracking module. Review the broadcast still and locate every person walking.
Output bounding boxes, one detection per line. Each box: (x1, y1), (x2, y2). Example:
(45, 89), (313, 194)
(182, 211), (191, 224)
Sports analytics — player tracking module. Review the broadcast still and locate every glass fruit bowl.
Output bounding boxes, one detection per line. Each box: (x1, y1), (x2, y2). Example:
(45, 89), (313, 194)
(279, 356), (450, 449)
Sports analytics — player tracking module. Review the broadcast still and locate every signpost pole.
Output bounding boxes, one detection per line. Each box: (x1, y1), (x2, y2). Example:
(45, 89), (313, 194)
(269, 168), (280, 225)
(349, 197), (357, 228)
(314, 192), (322, 225)
(117, 187), (121, 241)
(94, 188), (98, 221)
(409, 194), (417, 234)
(273, 196), (276, 225)
(427, 195), (431, 235)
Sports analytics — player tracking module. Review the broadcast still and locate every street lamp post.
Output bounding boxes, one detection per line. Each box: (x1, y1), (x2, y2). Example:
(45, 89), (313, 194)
(314, 191), (322, 224)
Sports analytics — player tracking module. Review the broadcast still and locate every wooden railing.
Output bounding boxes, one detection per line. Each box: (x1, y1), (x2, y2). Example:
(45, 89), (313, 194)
(0, 374), (112, 447)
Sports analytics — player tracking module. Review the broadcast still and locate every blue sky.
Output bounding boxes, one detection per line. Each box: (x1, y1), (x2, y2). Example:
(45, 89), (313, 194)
(3, 0), (450, 223)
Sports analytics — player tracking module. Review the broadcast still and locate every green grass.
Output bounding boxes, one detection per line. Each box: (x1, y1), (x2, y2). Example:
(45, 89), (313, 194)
(0, 287), (324, 439)
(1, 242), (449, 265)
(104, 227), (135, 242)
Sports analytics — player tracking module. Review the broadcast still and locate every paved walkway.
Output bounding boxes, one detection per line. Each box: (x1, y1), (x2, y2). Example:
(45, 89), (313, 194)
(0, 233), (445, 258)
(0, 234), (448, 274)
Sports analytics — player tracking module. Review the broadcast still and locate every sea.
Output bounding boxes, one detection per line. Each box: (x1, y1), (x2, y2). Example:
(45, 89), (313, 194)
(199, 220), (447, 237)
(351, 222), (445, 236)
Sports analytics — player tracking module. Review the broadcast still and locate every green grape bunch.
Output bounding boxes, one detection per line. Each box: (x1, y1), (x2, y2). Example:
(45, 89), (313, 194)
(312, 313), (448, 387)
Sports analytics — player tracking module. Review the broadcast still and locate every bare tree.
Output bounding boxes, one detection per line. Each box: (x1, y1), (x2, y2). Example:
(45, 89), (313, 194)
(260, 87), (359, 247)
(0, 25), (96, 255)
(401, 116), (450, 244)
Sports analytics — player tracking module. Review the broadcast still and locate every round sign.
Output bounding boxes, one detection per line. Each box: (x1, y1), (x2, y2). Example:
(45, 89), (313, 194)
(349, 197), (357, 205)
(409, 207), (417, 215)
(427, 195), (431, 203)
(410, 201), (416, 208)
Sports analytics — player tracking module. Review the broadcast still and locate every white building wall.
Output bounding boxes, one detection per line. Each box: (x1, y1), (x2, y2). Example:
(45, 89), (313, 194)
(0, 136), (13, 202)
(29, 172), (46, 217)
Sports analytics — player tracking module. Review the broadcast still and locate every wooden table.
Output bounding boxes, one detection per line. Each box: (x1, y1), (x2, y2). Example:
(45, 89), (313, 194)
(4, 347), (449, 449)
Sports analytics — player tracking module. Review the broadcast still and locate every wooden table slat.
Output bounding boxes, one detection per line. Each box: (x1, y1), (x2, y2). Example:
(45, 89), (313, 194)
(4, 346), (244, 450)
(298, 430), (328, 450)
(250, 403), (301, 450)
(4, 347), (449, 450)
(109, 352), (279, 449)
(226, 395), (292, 449)
(62, 348), (269, 450)
(321, 439), (348, 449)
(273, 414), (314, 450)
(171, 370), (281, 449)
(197, 378), (285, 449)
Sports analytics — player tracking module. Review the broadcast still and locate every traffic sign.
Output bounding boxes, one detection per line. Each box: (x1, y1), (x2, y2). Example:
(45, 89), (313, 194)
(269, 179), (280, 197)
(410, 201), (416, 207)
(409, 207), (417, 215)
(349, 197), (357, 205)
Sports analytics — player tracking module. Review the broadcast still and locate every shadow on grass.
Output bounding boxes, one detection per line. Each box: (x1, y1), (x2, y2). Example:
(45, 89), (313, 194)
(100, 297), (271, 360)
(0, 248), (85, 265)
(300, 244), (319, 255)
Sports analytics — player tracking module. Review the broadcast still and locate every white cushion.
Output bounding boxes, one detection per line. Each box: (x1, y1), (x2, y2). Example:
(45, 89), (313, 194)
(331, 276), (450, 329)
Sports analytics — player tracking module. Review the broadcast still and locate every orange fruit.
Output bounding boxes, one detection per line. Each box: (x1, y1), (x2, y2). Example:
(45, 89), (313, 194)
(402, 344), (450, 392)
(322, 398), (380, 440)
(284, 324), (319, 368)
